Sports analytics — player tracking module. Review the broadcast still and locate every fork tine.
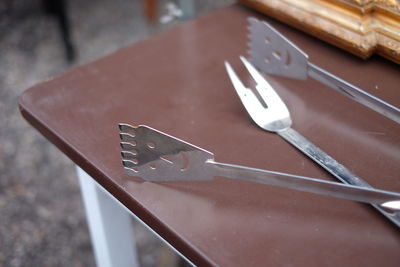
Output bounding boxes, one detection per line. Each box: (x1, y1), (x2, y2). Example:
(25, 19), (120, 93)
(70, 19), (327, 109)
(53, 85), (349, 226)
(224, 61), (249, 97)
(239, 56), (288, 109)
(239, 56), (268, 87)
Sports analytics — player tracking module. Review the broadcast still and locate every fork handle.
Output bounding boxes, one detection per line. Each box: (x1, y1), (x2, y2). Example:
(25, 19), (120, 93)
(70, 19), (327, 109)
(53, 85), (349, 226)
(278, 127), (400, 228)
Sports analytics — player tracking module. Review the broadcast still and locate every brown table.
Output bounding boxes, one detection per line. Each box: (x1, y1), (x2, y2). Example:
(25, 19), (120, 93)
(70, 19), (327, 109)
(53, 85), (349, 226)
(19, 4), (400, 267)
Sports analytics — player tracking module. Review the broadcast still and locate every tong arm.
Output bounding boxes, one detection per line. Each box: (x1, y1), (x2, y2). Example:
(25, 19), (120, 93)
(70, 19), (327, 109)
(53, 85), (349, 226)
(308, 63), (400, 123)
(206, 160), (400, 212)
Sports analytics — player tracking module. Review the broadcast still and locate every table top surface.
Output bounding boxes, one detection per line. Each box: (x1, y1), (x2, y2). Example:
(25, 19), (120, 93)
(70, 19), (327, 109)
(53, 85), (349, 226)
(19, 5), (400, 267)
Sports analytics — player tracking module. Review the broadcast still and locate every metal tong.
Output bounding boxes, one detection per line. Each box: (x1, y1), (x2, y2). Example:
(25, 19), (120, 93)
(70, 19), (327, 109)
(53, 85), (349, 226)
(118, 124), (400, 213)
(247, 17), (400, 124)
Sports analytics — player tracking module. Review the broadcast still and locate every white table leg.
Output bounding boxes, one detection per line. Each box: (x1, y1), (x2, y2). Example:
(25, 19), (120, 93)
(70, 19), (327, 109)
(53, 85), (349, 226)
(76, 167), (139, 267)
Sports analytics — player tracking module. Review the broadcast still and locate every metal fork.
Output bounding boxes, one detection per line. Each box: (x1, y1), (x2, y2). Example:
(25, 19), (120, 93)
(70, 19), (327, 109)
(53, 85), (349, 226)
(225, 56), (400, 228)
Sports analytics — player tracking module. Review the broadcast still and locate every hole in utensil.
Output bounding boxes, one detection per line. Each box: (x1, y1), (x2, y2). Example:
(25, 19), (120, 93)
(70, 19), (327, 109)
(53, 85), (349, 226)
(147, 142), (156, 149)
(131, 158), (139, 165)
(284, 51), (291, 68)
(149, 164), (156, 169)
(180, 152), (189, 171)
(272, 51), (281, 60)
(265, 36), (271, 44)
(265, 57), (270, 64)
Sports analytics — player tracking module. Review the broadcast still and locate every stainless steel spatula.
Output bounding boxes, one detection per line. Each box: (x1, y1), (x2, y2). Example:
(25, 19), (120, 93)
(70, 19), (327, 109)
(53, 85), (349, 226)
(247, 17), (400, 124)
(119, 123), (400, 212)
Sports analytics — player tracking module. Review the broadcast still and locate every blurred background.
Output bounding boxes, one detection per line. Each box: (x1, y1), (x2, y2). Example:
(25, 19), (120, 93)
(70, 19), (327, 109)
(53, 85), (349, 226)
(0, 0), (232, 266)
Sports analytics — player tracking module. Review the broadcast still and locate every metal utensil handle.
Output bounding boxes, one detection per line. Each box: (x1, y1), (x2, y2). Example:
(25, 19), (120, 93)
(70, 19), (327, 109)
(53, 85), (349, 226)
(206, 160), (400, 209)
(308, 63), (400, 124)
(278, 127), (400, 227)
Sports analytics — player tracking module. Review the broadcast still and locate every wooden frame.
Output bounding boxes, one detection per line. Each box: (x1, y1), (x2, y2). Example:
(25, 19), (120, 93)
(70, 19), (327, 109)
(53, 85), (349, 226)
(238, 0), (400, 63)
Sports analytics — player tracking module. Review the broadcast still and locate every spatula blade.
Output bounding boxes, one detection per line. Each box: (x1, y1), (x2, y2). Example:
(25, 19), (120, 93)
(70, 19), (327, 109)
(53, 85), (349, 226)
(118, 124), (214, 182)
(248, 17), (308, 80)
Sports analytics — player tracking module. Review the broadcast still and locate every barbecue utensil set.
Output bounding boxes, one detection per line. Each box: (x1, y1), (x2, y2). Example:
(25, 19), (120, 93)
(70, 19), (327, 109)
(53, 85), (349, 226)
(118, 18), (400, 228)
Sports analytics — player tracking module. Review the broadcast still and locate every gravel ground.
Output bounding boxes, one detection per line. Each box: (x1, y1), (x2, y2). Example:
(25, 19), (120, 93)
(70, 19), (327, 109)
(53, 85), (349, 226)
(0, 0), (231, 266)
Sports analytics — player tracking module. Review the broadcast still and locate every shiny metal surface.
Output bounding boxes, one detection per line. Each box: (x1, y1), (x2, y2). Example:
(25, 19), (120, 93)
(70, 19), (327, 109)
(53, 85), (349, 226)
(119, 123), (214, 182)
(118, 124), (400, 213)
(225, 56), (400, 227)
(247, 17), (308, 80)
(247, 17), (400, 124)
